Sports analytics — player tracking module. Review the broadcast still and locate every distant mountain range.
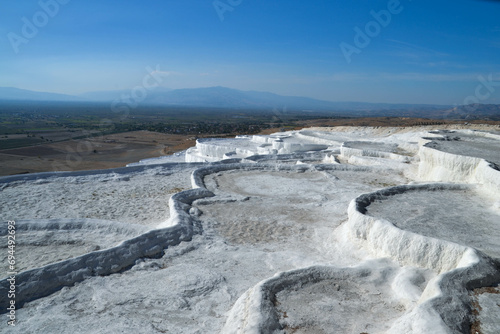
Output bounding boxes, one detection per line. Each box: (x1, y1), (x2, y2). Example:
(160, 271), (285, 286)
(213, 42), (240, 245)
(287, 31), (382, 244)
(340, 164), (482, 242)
(0, 86), (448, 111)
(1, 86), (499, 120)
(438, 104), (500, 120)
(0, 87), (78, 102)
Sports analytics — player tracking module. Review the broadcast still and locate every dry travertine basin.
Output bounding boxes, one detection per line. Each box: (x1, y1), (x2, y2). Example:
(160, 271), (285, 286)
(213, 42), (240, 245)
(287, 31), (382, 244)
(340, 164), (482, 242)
(0, 165), (195, 227)
(425, 130), (500, 166)
(365, 186), (500, 260)
(273, 265), (414, 334)
(200, 167), (406, 248)
(0, 165), (195, 278)
(0, 219), (148, 278)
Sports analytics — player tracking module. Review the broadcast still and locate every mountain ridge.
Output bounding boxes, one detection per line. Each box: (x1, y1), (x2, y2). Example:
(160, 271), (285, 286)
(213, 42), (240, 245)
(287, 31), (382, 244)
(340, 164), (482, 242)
(0, 86), (450, 112)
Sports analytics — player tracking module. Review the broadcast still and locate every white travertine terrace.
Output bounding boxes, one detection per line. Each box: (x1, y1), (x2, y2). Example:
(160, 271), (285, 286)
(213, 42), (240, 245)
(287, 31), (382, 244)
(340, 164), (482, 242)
(1, 125), (499, 333)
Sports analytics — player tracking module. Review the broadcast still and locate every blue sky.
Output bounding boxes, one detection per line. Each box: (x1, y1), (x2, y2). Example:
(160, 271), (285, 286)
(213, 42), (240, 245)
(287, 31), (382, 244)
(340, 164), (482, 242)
(1, 0), (499, 104)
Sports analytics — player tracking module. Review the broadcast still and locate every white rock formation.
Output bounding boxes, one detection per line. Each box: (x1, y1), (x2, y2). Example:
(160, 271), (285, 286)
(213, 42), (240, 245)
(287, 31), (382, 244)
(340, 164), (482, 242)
(1, 125), (499, 333)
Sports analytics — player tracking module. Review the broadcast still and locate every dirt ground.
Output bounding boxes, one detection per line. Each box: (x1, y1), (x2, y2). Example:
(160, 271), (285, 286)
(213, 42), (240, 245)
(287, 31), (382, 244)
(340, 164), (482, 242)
(0, 131), (197, 176)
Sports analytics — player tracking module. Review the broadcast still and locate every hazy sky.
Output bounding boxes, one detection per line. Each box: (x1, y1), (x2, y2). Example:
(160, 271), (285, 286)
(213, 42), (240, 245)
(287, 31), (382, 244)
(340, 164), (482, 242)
(1, 0), (499, 104)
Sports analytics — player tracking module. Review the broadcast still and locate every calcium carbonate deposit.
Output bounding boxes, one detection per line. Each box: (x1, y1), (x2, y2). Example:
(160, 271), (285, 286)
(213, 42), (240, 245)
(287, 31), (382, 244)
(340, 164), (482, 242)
(1, 125), (499, 333)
